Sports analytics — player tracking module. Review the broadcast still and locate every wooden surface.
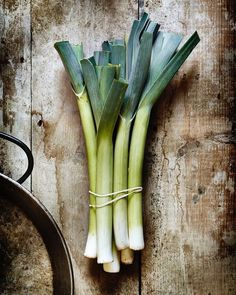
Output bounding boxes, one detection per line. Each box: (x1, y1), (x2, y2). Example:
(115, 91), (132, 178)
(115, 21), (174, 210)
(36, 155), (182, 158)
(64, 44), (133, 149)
(0, 0), (235, 294)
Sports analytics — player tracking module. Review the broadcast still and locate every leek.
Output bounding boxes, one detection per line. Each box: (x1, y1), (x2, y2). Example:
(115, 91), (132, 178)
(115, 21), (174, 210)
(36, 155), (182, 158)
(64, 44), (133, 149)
(96, 79), (128, 263)
(54, 12), (200, 273)
(54, 42), (97, 258)
(128, 31), (200, 250)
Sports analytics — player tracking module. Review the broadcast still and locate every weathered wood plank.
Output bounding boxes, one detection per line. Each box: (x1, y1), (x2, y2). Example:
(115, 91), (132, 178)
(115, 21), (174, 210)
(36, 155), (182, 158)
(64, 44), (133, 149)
(2, 0), (235, 293)
(0, 0), (31, 190)
(31, 1), (139, 294)
(141, 0), (236, 294)
(0, 2), (53, 294)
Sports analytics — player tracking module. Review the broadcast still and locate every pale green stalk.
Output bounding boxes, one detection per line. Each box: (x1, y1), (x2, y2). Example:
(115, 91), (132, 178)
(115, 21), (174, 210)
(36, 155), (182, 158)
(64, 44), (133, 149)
(128, 106), (151, 250)
(96, 136), (113, 263)
(96, 80), (128, 264)
(113, 118), (131, 249)
(76, 90), (97, 258)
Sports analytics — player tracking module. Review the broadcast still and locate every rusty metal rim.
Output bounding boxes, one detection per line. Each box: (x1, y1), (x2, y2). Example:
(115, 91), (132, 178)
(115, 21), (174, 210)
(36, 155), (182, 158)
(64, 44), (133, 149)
(0, 173), (74, 295)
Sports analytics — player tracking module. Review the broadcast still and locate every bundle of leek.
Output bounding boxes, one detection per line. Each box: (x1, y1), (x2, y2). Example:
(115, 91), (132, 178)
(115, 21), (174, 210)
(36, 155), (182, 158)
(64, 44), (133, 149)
(55, 12), (200, 273)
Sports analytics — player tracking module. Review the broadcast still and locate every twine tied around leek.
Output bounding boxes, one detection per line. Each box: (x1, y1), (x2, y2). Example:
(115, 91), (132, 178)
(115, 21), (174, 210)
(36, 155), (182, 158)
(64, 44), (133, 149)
(89, 187), (143, 208)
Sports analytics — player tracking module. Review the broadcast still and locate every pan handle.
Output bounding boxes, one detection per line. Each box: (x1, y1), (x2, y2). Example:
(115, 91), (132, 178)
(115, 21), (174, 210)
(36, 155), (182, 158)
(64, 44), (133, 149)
(0, 132), (34, 184)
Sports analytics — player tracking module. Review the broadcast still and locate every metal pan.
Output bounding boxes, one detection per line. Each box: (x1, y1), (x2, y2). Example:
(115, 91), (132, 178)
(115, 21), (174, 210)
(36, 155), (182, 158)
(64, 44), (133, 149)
(0, 132), (74, 295)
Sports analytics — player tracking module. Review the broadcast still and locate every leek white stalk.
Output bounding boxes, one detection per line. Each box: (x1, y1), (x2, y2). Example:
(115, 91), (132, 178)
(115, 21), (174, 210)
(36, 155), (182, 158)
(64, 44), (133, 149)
(103, 242), (120, 273)
(121, 248), (134, 264)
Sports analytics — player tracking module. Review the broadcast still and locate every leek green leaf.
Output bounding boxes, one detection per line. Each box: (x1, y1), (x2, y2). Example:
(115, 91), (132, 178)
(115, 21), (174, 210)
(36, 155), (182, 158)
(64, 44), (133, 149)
(97, 65), (116, 102)
(94, 51), (111, 65)
(98, 80), (128, 137)
(146, 21), (160, 42)
(127, 20), (139, 79)
(121, 31), (153, 119)
(111, 45), (126, 79)
(71, 43), (84, 63)
(54, 41), (84, 94)
(131, 12), (150, 68)
(81, 59), (103, 128)
(142, 31), (183, 99)
(89, 56), (97, 67)
(139, 31), (200, 108)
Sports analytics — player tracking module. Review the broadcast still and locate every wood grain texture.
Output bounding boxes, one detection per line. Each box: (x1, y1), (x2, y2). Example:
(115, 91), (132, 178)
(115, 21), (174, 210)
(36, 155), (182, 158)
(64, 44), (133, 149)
(31, 1), (139, 294)
(141, 0), (236, 294)
(0, 0), (235, 294)
(0, 1), (53, 293)
(0, 0), (31, 190)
